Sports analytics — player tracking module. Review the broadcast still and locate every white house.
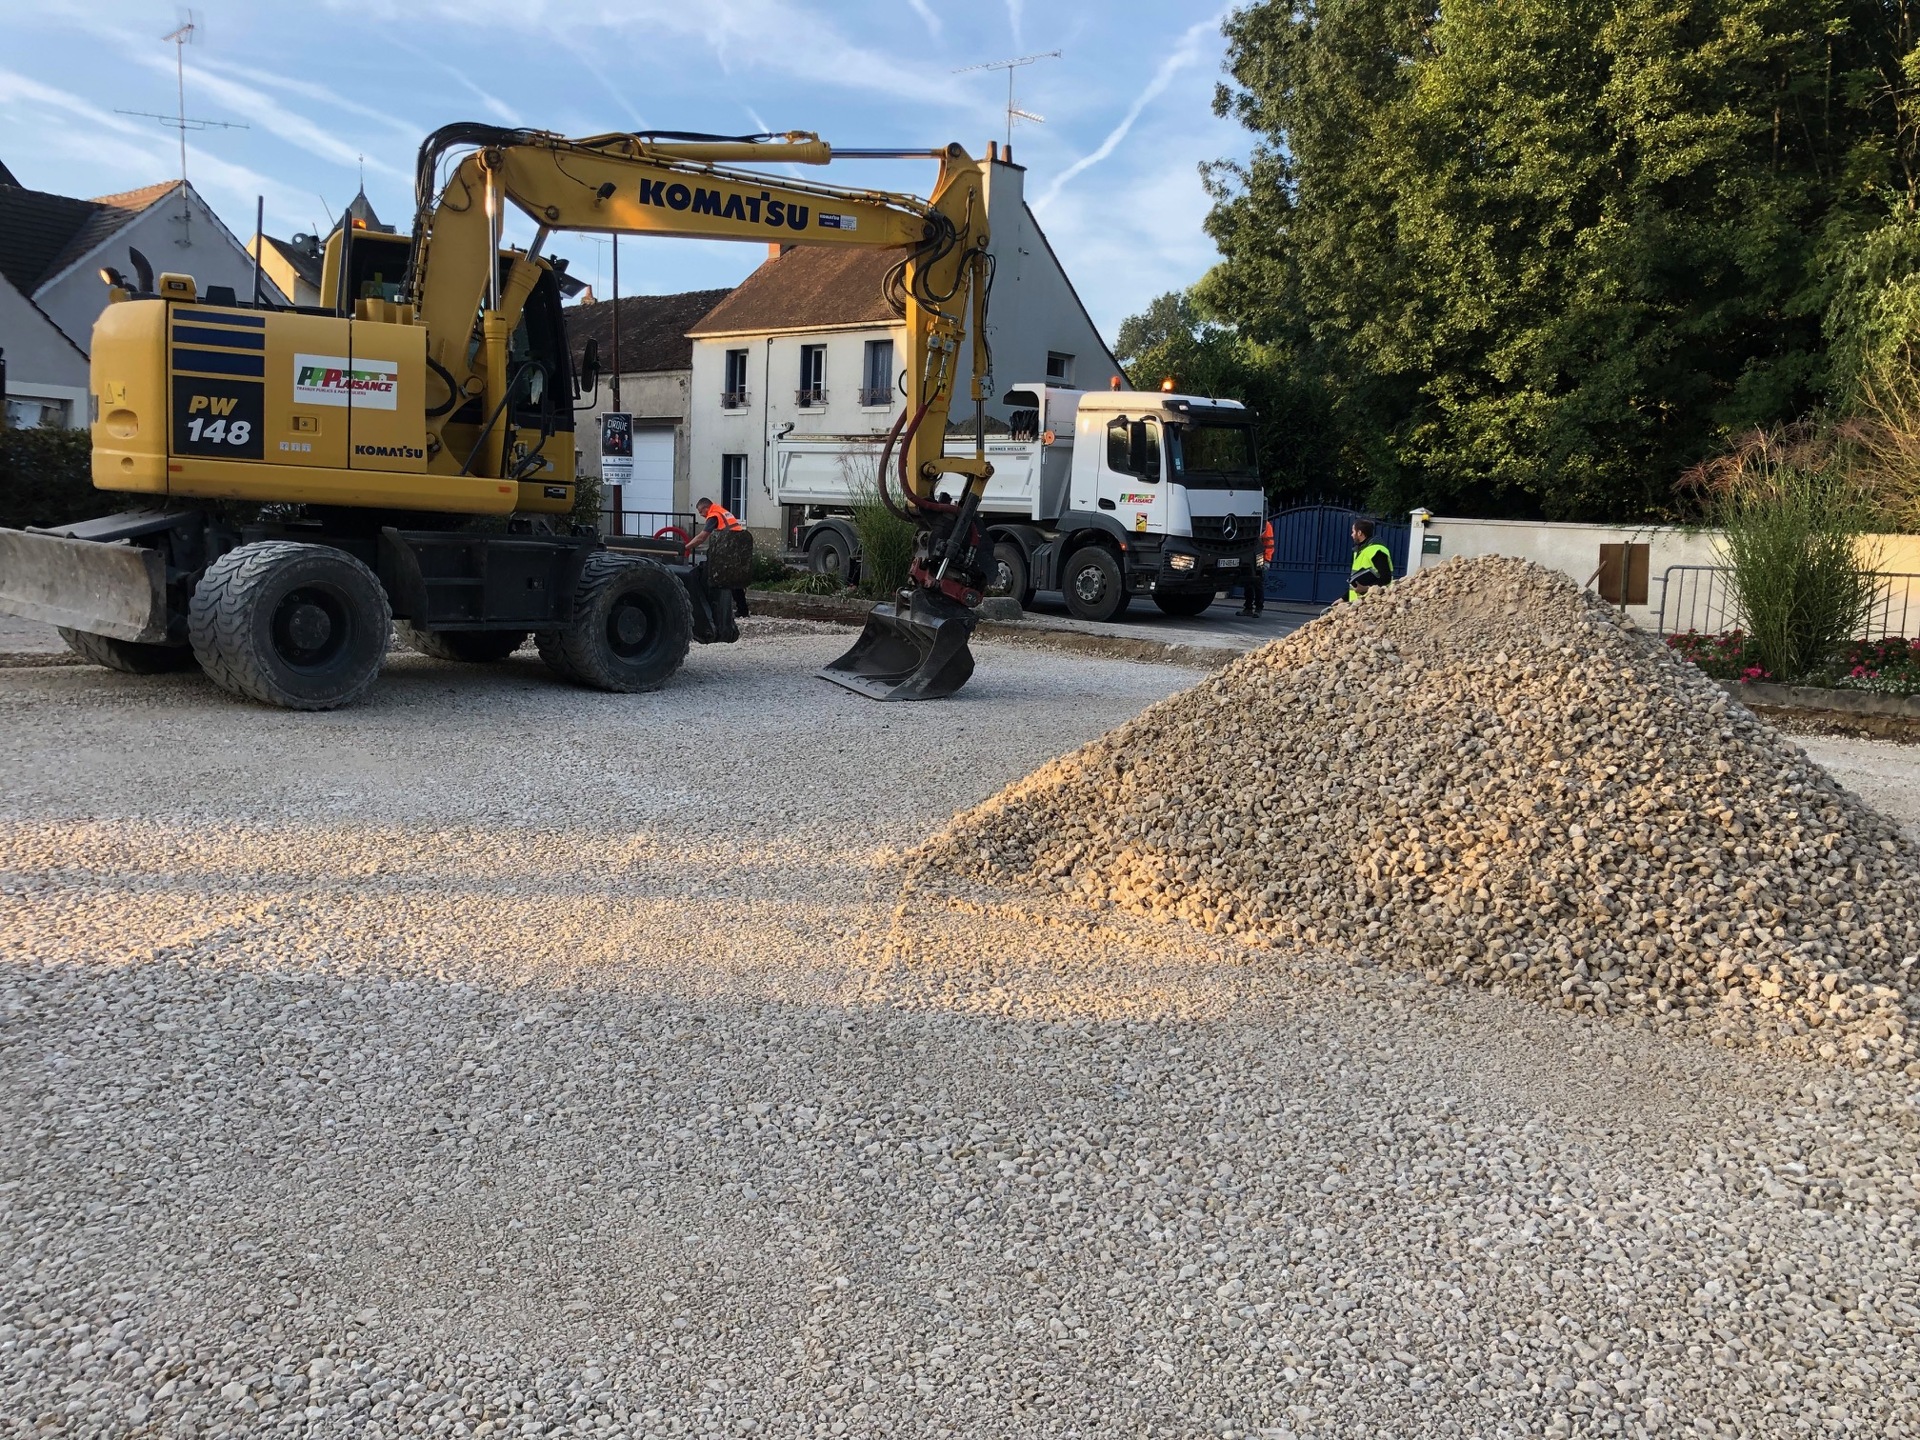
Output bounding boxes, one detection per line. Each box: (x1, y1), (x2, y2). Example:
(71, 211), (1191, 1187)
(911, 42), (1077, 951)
(566, 287), (734, 527)
(684, 145), (1120, 536)
(0, 169), (285, 427)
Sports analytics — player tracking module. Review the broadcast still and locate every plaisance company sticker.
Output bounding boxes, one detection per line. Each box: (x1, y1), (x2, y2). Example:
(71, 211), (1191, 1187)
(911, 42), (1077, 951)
(293, 354), (398, 410)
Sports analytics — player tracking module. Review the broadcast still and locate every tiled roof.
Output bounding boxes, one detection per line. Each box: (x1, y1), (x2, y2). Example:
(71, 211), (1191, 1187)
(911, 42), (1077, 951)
(566, 287), (733, 374)
(687, 247), (899, 336)
(0, 179), (178, 296)
(91, 180), (182, 212)
(264, 234), (325, 291)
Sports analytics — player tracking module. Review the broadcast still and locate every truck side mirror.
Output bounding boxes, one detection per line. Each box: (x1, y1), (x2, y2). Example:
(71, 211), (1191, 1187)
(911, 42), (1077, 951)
(1129, 419), (1149, 476)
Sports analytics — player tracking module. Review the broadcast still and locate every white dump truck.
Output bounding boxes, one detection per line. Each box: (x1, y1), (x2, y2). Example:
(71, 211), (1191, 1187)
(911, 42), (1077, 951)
(777, 383), (1266, 621)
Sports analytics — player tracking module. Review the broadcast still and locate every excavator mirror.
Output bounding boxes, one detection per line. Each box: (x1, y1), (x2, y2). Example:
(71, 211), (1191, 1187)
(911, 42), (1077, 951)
(576, 337), (601, 399)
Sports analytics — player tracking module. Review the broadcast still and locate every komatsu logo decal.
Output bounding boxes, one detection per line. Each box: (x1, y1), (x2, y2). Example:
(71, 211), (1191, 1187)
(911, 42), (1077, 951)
(293, 353), (398, 410)
(635, 178), (835, 232)
(354, 443), (424, 460)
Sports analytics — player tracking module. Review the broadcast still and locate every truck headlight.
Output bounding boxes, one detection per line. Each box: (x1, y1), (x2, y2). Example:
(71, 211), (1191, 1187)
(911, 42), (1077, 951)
(1168, 553), (1196, 572)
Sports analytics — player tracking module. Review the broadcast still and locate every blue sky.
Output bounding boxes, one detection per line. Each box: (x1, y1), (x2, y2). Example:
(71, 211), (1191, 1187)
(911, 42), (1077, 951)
(1, 1), (1247, 342)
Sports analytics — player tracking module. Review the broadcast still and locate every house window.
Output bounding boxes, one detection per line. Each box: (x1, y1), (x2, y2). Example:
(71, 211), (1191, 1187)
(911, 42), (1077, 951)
(860, 339), (894, 406)
(797, 344), (826, 407)
(722, 348), (749, 409)
(1045, 352), (1074, 384)
(721, 453), (748, 517)
(5, 397), (69, 429)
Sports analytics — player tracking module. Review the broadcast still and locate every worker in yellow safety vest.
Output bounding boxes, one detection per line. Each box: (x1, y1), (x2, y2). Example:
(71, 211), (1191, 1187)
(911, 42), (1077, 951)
(693, 497), (751, 618)
(1348, 518), (1393, 602)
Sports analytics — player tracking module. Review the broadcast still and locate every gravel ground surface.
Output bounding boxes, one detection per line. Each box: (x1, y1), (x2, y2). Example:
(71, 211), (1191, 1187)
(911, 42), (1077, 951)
(2, 622), (1919, 1438)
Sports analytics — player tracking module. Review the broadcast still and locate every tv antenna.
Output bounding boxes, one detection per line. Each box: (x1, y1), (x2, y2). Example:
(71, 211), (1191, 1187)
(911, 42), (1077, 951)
(954, 50), (1061, 151)
(115, 14), (249, 245)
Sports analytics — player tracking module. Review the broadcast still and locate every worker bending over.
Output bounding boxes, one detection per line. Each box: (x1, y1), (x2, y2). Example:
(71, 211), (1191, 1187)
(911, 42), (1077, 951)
(692, 497), (751, 619)
(1347, 518), (1393, 601)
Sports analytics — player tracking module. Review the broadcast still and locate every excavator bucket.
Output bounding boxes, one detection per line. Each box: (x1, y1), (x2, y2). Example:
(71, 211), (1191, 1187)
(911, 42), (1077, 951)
(819, 592), (976, 701)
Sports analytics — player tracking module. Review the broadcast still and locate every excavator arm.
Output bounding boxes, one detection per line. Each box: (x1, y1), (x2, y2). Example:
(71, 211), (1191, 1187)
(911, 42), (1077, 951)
(392, 125), (996, 698)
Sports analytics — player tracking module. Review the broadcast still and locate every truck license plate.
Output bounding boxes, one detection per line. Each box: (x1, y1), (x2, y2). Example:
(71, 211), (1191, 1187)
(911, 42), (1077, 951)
(1217, 557), (1239, 568)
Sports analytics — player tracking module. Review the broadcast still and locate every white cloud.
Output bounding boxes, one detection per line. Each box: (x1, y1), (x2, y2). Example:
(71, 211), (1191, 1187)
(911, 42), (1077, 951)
(906, 0), (942, 39)
(1006, 0), (1025, 47)
(0, 67), (316, 226)
(1032, 10), (1226, 213)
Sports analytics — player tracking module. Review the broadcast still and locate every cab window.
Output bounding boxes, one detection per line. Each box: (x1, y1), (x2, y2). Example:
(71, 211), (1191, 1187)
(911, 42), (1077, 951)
(1105, 417), (1161, 479)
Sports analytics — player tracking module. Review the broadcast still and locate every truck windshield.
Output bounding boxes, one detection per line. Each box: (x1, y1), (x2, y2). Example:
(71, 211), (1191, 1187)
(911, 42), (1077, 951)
(1169, 423), (1257, 490)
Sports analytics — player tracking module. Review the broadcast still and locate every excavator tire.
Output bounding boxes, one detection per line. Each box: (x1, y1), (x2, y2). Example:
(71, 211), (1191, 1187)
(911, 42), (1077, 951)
(57, 627), (197, 674)
(189, 541), (391, 711)
(397, 622), (528, 663)
(536, 551), (691, 693)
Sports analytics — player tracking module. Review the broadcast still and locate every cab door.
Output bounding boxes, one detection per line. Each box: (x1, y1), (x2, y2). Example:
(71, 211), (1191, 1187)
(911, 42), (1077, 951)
(1098, 415), (1163, 534)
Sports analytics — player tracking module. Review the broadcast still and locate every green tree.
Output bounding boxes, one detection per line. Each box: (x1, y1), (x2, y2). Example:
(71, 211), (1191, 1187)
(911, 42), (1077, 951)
(1113, 290), (1341, 504)
(1193, 0), (1920, 521)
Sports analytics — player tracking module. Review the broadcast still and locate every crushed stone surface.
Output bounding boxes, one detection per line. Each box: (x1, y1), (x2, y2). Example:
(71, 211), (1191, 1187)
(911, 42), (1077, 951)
(1, 618), (1918, 1437)
(920, 557), (1920, 1072)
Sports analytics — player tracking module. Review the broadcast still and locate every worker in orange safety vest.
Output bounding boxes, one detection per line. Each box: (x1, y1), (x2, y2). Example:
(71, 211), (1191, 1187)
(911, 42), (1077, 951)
(692, 497), (750, 618)
(1240, 517), (1275, 617)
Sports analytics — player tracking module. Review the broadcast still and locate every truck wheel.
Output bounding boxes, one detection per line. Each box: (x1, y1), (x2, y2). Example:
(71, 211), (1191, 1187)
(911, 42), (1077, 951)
(986, 540), (1033, 609)
(806, 528), (854, 583)
(189, 541), (391, 710)
(537, 551), (691, 693)
(57, 627), (197, 674)
(396, 622), (528, 663)
(1062, 545), (1129, 622)
(1152, 590), (1215, 617)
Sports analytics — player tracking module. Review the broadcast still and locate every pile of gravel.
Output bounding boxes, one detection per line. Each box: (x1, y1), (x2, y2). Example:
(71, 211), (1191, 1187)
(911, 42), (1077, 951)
(917, 556), (1920, 1071)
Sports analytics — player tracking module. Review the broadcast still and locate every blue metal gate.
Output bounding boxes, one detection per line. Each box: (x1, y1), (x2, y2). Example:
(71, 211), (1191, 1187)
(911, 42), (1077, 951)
(1262, 505), (1410, 604)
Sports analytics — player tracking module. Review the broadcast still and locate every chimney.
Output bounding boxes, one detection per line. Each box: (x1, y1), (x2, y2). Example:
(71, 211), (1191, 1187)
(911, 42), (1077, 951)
(766, 242), (795, 262)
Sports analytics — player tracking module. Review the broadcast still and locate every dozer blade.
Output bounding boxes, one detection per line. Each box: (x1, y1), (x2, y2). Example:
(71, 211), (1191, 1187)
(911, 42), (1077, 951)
(819, 593), (976, 701)
(0, 527), (171, 643)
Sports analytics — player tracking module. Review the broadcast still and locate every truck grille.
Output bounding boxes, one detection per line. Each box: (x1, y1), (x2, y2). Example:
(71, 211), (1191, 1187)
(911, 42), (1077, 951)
(1189, 514), (1261, 553)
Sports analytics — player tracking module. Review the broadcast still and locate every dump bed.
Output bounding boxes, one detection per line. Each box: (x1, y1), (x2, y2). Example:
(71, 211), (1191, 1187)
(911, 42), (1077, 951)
(773, 435), (1068, 521)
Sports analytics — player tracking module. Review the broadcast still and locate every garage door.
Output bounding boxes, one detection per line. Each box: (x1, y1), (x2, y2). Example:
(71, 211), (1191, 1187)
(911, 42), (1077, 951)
(627, 428), (675, 516)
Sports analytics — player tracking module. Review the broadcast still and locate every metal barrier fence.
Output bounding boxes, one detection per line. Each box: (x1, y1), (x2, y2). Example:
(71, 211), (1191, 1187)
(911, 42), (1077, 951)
(602, 509), (697, 540)
(1655, 565), (1920, 639)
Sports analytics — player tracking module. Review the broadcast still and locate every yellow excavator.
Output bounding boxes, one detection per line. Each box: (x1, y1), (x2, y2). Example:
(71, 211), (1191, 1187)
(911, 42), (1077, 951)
(0, 125), (995, 707)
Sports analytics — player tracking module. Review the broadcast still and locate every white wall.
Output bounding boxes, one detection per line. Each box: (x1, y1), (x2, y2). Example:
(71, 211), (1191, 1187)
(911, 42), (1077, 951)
(35, 186), (284, 356)
(0, 276), (89, 427)
(575, 368), (692, 511)
(689, 325), (899, 533)
(1407, 512), (1920, 633)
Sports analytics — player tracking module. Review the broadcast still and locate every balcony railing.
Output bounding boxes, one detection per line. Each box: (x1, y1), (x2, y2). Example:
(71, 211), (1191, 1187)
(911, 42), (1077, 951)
(720, 389), (749, 410)
(858, 386), (894, 407)
(795, 388), (827, 408)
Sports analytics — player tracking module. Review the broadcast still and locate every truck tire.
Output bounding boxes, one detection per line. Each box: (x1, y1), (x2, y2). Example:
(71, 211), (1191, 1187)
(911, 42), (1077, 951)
(536, 551), (691, 693)
(189, 541), (391, 710)
(806, 527), (855, 583)
(986, 539), (1033, 609)
(57, 627), (197, 674)
(1152, 590), (1215, 617)
(1062, 545), (1129, 623)
(396, 622), (528, 663)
